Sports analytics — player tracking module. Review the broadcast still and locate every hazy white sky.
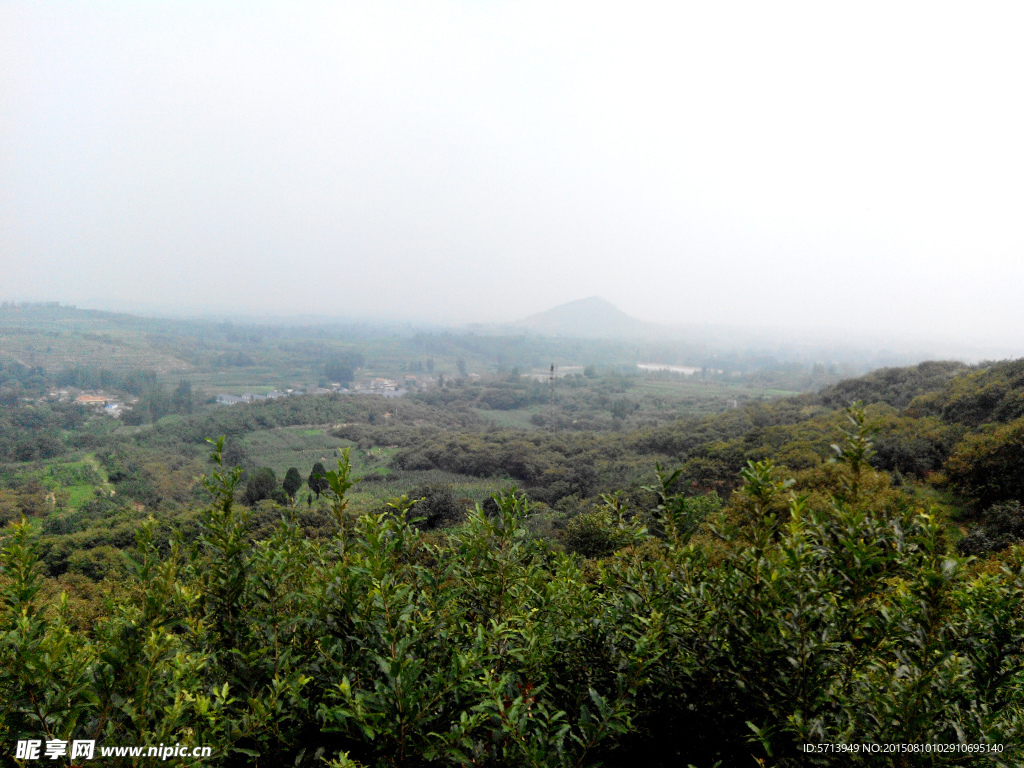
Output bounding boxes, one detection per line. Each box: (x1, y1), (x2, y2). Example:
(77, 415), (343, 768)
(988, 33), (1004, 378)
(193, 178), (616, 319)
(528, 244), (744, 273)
(3, 2), (1024, 345)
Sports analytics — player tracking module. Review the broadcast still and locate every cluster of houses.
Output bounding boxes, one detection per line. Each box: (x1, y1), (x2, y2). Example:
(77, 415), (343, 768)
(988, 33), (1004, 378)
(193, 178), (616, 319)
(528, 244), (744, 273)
(214, 387), (342, 405)
(213, 377), (439, 406)
(215, 390), (289, 406)
(351, 377), (406, 397)
(348, 375), (453, 397)
(49, 376), (443, 415)
(47, 389), (135, 418)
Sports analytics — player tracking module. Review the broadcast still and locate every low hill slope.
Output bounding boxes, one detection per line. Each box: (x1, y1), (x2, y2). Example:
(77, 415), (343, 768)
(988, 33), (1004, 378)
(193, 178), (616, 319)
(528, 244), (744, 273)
(515, 296), (668, 339)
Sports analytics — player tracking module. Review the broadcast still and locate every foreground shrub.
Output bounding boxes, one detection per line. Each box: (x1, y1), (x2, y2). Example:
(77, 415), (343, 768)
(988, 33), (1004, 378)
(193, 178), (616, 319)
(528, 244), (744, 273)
(1, 427), (1022, 767)
(958, 500), (1024, 556)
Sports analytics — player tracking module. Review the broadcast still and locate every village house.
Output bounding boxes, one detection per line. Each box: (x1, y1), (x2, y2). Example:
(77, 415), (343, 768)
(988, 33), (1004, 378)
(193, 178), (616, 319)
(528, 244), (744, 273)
(75, 393), (113, 407)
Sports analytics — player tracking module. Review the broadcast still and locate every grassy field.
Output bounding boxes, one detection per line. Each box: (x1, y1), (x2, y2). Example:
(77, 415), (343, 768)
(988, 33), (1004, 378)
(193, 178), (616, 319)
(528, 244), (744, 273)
(238, 426), (353, 480)
(346, 470), (501, 509)
(472, 405), (545, 430)
(1, 453), (115, 512)
(187, 371), (310, 398)
(236, 424), (523, 508)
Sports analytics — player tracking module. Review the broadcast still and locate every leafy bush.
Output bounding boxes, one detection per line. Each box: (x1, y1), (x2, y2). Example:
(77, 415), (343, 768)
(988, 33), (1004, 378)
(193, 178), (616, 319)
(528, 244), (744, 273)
(242, 466), (278, 505)
(562, 493), (645, 558)
(2, 434), (1022, 767)
(403, 483), (465, 529)
(945, 417), (1024, 506)
(958, 500), (1024, 556)
(818, 360), (966, 409)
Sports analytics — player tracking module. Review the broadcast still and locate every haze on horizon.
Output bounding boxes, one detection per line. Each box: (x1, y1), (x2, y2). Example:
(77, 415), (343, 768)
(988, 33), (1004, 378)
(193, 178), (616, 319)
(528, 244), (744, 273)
(3, 2), (1024, 351)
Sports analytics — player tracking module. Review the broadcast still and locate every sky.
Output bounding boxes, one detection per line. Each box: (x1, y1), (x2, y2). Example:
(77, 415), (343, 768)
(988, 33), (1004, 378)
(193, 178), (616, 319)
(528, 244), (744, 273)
(2, 2), (1024, 349)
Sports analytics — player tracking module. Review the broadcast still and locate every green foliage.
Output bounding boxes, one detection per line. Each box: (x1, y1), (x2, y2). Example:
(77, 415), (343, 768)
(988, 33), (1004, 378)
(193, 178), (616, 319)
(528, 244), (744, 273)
(3, 437), (1022, 766)
(172, 379), (195, 414)
(908, 359), (1024, 426)
(325, 353), (363, 385)
(243, 466), (279, 506)
(958, 500), (1024, 556)
(308, 461), (328, 498)
(283, 466), (303, 499)
(0, 518), (97, 749)
(945, 417), (1024, 507)
(563, 492), (647, 557)
(644, 465), (719, 546)
(736, 458), (794, 532)
(0, 400), (81, 462)
(818, 360), (967, 409)
(400, 482), (464, 530)
(324, 449), (358, 536)
(870, 411), (961, 477)
(12, 315), (1024, 765)
(608, 397), (636, 420)
(828, 402), (876, 505)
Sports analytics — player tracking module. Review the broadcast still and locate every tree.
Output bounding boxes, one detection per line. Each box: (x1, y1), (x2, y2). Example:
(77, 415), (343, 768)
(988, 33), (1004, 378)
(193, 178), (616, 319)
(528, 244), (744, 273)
(403, 483), (464, 529)
(242, 467), (277, 505)
(957, 500), (1024, 555)
(308, 462), (328, 498)
(567, 457), (598, 498)
(324, 359), (355, 385)
(456, 358), (467, 377)
(172, 380), (194, 414)
(120, 369), (158, 395)
(283, 467), (303, 501)
(324, 352), (364, 385)
(945, 416), (1024, 507)
(143, 386), (172, 422)
(610, 398), (636, 420)
(121, 407), (146, 426)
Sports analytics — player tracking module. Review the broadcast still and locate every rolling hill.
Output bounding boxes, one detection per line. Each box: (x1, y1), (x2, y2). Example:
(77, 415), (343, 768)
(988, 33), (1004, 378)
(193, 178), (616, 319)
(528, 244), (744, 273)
(513, 296), (670, 339)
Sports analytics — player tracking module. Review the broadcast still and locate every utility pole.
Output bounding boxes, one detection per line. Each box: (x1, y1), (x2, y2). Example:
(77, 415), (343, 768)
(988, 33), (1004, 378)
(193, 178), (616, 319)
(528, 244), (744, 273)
(549, 363), (557, 410)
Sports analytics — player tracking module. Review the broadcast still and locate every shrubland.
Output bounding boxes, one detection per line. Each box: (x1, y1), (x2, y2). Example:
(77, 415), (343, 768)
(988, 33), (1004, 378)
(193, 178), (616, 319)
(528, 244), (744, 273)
(6, 336), (1024, 763)
(2, 415), (1023, 767)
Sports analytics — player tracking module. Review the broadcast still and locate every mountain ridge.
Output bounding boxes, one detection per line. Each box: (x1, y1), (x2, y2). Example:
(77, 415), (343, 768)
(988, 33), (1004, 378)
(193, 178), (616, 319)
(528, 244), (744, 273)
(514, 296), (667, 339)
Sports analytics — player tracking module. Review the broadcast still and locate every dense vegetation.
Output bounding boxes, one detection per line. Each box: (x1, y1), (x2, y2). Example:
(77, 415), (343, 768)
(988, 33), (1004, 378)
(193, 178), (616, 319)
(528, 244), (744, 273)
(3, 421), (1023, 767)
(4, 306), (1024, 764)
(7, 354), (1024, 564)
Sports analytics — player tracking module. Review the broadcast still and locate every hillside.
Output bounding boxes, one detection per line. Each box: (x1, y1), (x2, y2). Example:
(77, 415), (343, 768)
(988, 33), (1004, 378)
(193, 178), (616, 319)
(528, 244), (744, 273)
(514, 296), (669, 339)
(6, 313), (1024, 764)
(0, 303), (198, 374)
(3, 355), (1024, 765)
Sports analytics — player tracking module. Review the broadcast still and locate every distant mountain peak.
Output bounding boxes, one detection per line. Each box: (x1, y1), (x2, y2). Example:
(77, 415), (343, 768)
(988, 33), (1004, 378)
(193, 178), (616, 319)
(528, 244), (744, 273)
(523, 296), (627, 320)
(515, 297), (663, 339)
